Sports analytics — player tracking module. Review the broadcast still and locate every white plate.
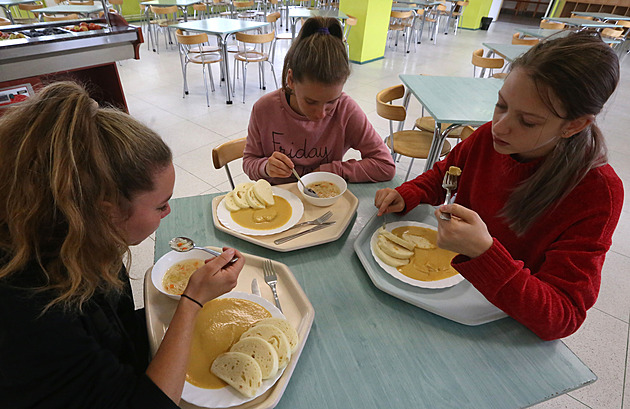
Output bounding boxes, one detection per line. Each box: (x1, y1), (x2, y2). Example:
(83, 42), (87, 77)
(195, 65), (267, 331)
(217, 187), (304, 236)
(370, 221), (465, 289)
(182, 291), (287, 408)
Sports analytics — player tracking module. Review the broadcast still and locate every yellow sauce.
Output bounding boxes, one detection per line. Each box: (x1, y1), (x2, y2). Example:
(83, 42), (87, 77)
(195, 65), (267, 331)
(187, 298), (272, 389)
(392, 226), (459, 281)
(230, 195), (292, 230)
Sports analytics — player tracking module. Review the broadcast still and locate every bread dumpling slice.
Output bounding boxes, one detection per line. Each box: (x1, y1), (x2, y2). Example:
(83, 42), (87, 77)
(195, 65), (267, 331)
(254, 317), (299, 354)
(233, 183), (253, 209)
(253, 179), (274, 206)
(211, 352), (262, 398)
(230, 336), (279, 379)
(377, 235), (415, 259)
(223, 191), (241, 212)
(402, 231), (435, 249)
(241, 324), (291, 368)
(377, 227), (415, 251)
(373, 241), (409, 267)
(245, 185), (266, 209)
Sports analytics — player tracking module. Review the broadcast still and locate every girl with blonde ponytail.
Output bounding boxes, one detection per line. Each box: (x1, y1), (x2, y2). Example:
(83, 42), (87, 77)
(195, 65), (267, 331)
(0, 81), (244, 408)
(243, 17), (395, 185)
(374, 32), (623, 340)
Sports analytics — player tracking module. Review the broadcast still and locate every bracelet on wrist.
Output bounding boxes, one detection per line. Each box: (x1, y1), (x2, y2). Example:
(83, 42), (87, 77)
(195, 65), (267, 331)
(181, 294), (203, 308)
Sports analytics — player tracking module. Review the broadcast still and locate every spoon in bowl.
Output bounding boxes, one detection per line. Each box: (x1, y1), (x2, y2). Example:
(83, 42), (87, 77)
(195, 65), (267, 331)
(291, 168), (319, 198)
(169, 236), (238, 264)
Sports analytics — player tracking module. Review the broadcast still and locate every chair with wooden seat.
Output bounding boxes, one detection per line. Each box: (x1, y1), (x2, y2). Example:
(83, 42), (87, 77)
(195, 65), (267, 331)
(458, 125), (476, 141)
(343, 14), (357, 55)
(0, 17), (11, 25)
(615, 20), (630, 39)
(449, 0), (468, 35)
(43, 13), (79, 21)
(150, 5), (179, 53)
(233, 30), (278, 103)
(175, 29), (223, 107)
(388, 10), (414, 53)
(109, 0), (123, 14)
(16, 2), (44, 23)
(266, 11), (291, 63)
(376, 84), (451, 181)
(472, 48), (506, 79)
(540, 19), (565, 29)
(212, 137), (247, 189)
(512, 32), (539, 45)
(192, 2), (208, 19)
(571, 13), (593, 20)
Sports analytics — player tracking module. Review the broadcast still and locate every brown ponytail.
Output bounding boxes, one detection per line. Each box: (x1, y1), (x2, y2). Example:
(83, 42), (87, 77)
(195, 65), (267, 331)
(282, 16), (350, 92)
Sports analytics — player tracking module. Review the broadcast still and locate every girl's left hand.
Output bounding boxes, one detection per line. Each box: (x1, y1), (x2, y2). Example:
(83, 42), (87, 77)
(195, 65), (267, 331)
(435, 204), (493, 258)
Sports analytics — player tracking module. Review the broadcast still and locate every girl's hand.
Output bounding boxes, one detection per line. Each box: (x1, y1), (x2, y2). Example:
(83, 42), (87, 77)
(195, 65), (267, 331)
(435, 204), (493, 258)
(374, 188), (405, 216)
(265, 152), (294, 178)
(183, 248), (244, 305)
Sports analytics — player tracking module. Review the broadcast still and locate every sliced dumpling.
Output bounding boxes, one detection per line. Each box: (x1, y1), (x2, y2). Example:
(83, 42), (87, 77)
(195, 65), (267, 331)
(377, 235), (415, 259)
(246, 185), (266, 209)
(211, 352), (262, 398)
(377, 227), (415, 251)
(253, 179), (274, 206)
(402, 231), (435, 249)
(223, 191), (241, 212)
(241, 324), (291, 368)
(373, 241), (409, 267)
(230, 336), (279, 379)
(233, 183), (253, 209)
(254, 317), (299, 354)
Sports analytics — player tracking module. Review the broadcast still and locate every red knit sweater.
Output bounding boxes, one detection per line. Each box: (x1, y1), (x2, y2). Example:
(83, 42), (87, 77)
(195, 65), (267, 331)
(396, 122), (624, 340)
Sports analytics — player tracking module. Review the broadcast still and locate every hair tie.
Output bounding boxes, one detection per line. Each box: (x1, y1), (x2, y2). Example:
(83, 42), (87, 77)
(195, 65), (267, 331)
(317, 27), (330, 35)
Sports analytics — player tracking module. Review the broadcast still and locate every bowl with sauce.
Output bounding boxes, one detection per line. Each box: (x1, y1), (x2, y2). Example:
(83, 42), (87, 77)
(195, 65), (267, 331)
(152, 249), (211, 300)
(297, 171), (347, 207)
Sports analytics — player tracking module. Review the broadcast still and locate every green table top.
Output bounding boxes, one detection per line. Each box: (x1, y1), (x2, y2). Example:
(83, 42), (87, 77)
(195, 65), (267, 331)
(0, 0), (37, 5)
(288, 7), (348, 20)
(151, 180), (596, 408)
(399, 75), (503, 126)
(35, 4), (103, 13)
(516, 27), (622, 44)
(482, 42), (532, 62)
(546, 17), (620, 28)
(170, 17), (269, 35)
(141, 0), (202, 6)
(571, 11), (630, 21)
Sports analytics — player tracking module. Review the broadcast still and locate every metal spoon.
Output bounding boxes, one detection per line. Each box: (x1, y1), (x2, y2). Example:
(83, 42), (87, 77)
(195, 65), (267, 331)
(169, 236), (238, 264)
(291, 168), (319, 198)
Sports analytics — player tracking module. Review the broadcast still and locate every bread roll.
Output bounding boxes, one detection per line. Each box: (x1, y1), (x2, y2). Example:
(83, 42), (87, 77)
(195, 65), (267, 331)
(253, 179), (274, 206)
(230, 336), (279, 379)
(210, 352), (262, 398)
(254, 317), (299, 353)
(241, 324), (291, 368)
(377, 235), (415, 259)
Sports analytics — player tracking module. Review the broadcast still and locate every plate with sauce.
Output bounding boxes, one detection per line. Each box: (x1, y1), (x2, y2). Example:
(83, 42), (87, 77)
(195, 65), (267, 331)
(370, 221), (464, 289)
(182, 291), (287, 408)
(217, 187), (304, 236)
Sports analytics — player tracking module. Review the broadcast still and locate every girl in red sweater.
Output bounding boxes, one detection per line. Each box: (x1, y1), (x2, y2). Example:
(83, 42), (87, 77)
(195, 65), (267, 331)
(374, 32), (623, 340)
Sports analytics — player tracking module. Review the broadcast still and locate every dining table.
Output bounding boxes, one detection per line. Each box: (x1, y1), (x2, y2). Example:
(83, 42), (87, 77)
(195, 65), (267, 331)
(169, 18), (270, 104)
(392, 0), (441, 46)
(288, 7), (348, 39)
(33, 3), (104, 20)
(544, 16), (620, 30)
(0, 0), (37, 23)
(399, 74), (503, 173)
(515, 27), (623, 45)
(570, 11), (630, 21)
(482, 42), (532, 62)
(141, 0), (204, 52)
(147, 179), (597, 408)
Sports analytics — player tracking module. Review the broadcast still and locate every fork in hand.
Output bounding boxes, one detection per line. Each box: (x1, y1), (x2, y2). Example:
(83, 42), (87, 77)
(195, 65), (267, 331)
(263, 259), (282, 312)
(439, 172), (458, 221)
(287, 210), (333, 231)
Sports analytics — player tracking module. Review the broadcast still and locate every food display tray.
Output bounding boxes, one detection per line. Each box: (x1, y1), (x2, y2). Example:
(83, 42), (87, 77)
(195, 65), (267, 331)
(144, 250), (315, 409)
(212, 183), (358, 252)
(353, 204), (508, 326)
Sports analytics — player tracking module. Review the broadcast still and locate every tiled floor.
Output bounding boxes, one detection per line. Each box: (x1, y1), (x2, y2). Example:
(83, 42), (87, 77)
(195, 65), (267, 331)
(119, 16), (630, 409)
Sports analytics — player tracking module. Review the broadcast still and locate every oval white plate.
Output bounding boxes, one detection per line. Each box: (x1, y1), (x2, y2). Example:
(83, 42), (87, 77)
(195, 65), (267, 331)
(370, 221), (464, 289)
(217, 187), (304, 236)
(182, 291), (287, 408)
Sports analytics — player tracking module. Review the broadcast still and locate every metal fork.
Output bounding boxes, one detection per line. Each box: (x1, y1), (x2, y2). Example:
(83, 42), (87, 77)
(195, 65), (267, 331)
(262, 259), (282, 312)
(286, 210), (333, 231)
(439, 172), (459, 220)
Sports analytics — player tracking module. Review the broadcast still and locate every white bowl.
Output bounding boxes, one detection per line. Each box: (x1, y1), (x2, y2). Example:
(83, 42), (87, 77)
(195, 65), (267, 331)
(151, 249), (211, 300)
(298, 171), (347, 207)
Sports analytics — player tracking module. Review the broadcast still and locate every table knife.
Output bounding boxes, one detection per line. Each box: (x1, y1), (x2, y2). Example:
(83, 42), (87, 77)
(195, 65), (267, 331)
(251, 278), (261, 296)
(274, 222), (334, 245)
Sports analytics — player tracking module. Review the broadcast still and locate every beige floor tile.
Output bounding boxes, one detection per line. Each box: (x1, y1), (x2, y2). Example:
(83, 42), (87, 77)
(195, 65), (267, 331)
(594, 250), (630, 322)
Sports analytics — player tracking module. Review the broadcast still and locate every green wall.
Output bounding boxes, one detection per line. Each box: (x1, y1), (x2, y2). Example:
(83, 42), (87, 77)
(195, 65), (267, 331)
(460, 0), (493, 29)
(340, 0), (391, 63)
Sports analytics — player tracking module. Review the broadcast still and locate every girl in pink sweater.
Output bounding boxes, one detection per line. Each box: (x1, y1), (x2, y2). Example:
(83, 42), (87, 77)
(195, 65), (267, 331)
(374, 32), (623, 340)
(243, 17), (395, 185)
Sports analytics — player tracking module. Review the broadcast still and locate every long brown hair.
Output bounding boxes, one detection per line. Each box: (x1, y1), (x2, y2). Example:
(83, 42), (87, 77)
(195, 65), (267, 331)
(0, 82), (172, 311)
(282, 16), (350, 91)
(500, 31), (619, 234)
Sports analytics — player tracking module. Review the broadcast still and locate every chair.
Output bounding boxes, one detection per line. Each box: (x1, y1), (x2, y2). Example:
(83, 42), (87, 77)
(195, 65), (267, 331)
(266, 11), (291, 63)
(233, 30), (278, 103)
(571, 13), (593, 20)
(109, 0), (123, 14)
(16, 2), (43, 23)
(614, 20), (630, 39)
(0, 17), (11, 25)
(192, 2), (209, 19)
(450, 0), (468, 35)
(540, 19), (565, 29)
(233, 0), (257, 19)
(343, 14), (357, 55)
(376, 85), (451, 181)
(458, 125), (476, 141)
(388, 10), (414, 53)
(512, 32), (539, 45)
(150, 5), (179, 53)
(175, 29), (222, 107)
(212, 137), (247, 189)
(43, 13), (79, 21)
(472, 48), (506, 79)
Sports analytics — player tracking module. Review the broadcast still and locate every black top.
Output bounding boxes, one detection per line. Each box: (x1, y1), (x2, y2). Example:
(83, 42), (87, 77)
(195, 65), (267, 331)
(0, 260), (179, 409)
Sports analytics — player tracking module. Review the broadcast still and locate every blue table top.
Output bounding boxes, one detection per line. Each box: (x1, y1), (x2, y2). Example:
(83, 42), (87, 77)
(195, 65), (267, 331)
(482, 42), (532, 62)
(570, 11), (630, 21)
(151, 180), (596, 408)
(546, 17), (620, 28)
(169, 18), (269, 35)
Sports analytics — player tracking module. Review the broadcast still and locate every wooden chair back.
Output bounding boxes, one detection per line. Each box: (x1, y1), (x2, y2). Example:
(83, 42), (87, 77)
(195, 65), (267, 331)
(571, 14), (593, 20)
(44, 13), (79, 21)
(18, 3), (43, 11)
(512, 32), (539, 45)
(376, 85), (407, 122)
(234, 1), (254, 7)
(175, 28), (209, 45)
(151, 5), (178, 15)
(0, 17), (11, 25)
(193, 3), (207, 11)
(472, 48), (504, 70)
(459, 125), (476, 141)
(109, 0), (123, 4)
(212, 138), (247, 189)
(235, 30), (275, 44)
(540, 19), (565, 29)
(601, 27), (623, 38)
(391, 10), (413, 19)
(266, 11), (280, 23)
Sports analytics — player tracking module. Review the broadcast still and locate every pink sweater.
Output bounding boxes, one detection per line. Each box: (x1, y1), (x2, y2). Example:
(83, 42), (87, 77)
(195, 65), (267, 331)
(396, 122), (624, 340)
(243, 89), (396, 184)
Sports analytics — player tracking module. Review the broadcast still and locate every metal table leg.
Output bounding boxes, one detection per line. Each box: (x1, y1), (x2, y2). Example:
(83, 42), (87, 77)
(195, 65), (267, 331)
(217, 33), (234, 104)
